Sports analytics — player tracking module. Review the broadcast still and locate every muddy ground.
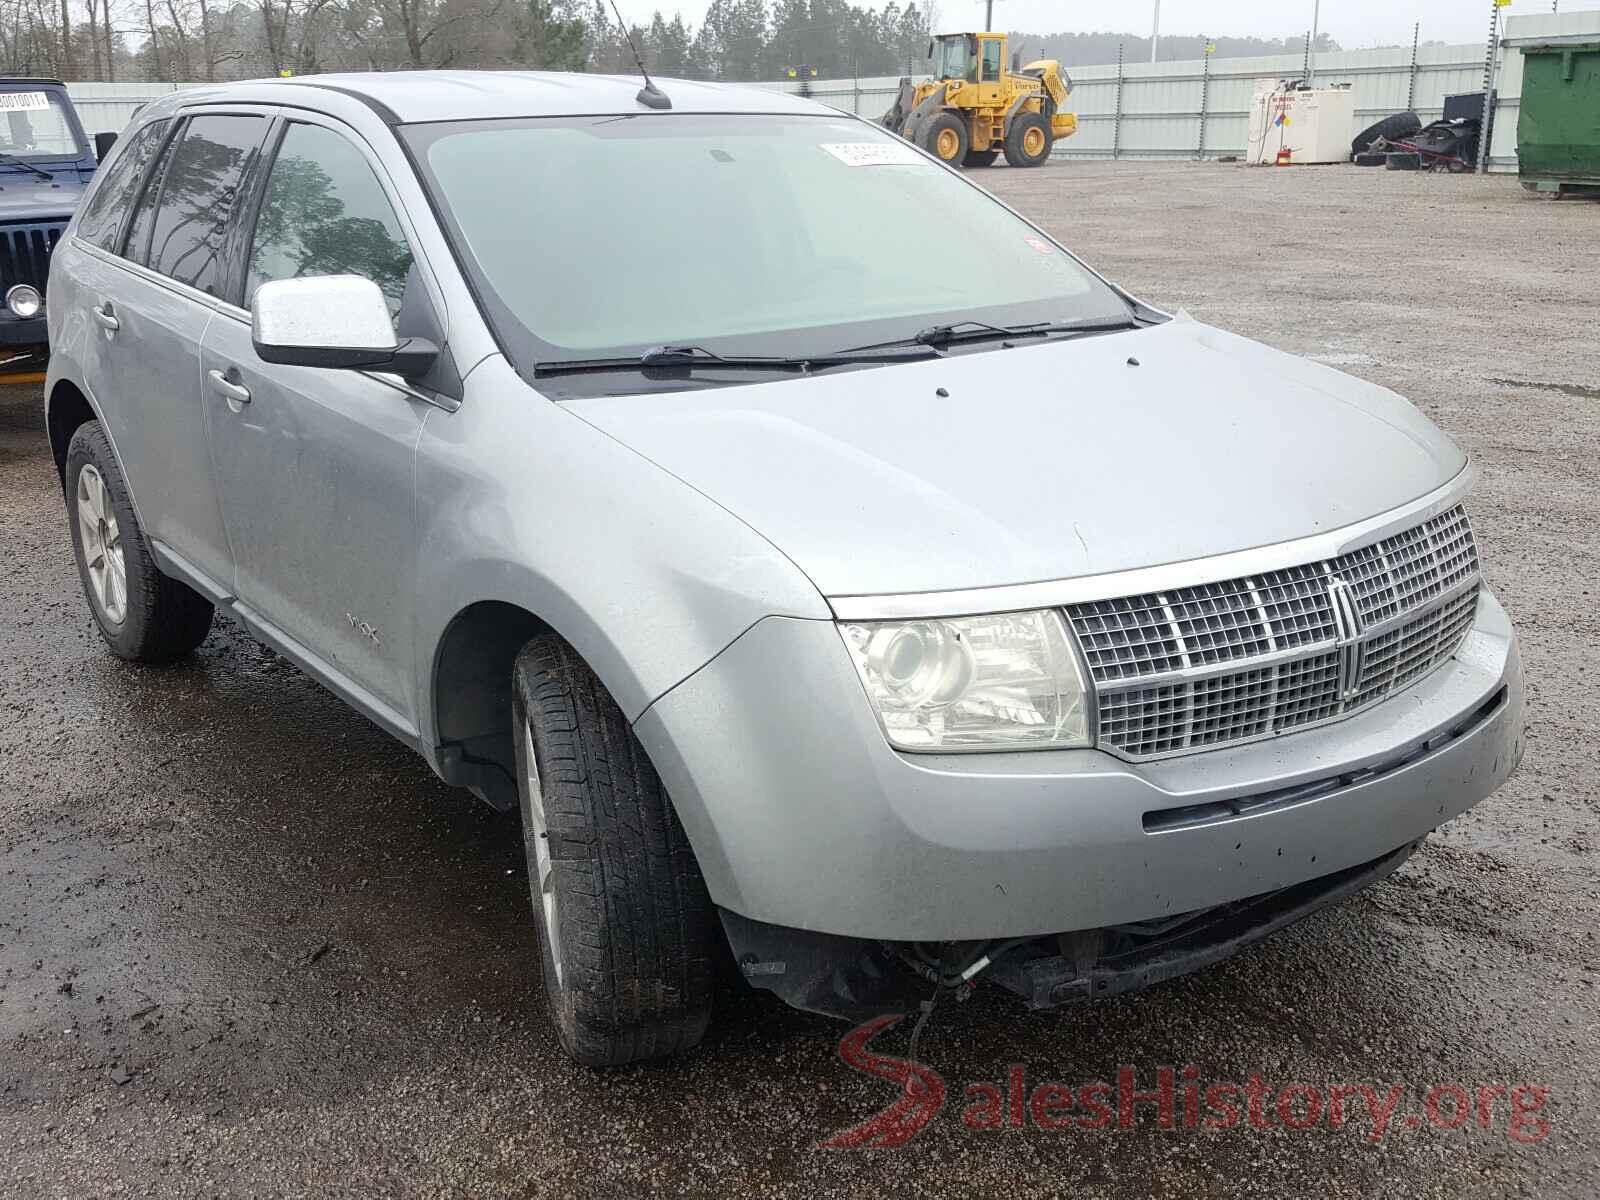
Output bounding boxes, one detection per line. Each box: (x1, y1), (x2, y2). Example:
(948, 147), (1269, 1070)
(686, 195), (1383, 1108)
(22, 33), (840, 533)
(2, 161), (1596, 1197)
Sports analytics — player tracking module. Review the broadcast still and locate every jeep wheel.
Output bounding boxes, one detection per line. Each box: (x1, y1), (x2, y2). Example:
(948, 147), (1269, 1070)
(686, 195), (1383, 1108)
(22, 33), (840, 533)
(65, 421), (213, 662)
(512, 634), (716, 1066)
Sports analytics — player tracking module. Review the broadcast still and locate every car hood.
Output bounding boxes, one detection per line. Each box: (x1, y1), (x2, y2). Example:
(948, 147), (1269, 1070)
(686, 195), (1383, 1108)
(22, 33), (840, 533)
(0, 174), (85, 221)
(564, 318), (1466, 600)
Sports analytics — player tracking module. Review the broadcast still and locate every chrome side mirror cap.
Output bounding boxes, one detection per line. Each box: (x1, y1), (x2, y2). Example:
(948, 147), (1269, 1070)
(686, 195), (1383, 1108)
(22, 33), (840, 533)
(251, 275), (437, 379)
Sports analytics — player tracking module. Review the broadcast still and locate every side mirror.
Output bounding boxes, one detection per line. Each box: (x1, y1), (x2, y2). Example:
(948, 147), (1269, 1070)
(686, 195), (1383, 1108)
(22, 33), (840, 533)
(93, 131), (118, 161)
(251, 275), (437, 379)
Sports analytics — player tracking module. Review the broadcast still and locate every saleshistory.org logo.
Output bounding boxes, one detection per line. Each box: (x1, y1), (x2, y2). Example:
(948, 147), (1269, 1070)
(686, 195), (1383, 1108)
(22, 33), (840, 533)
(820, 1015), (1552, 1148)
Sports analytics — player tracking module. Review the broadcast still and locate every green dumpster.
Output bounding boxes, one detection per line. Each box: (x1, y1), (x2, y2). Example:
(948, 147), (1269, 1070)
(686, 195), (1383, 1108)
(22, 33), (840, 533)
(1518, 41), (1600, 196)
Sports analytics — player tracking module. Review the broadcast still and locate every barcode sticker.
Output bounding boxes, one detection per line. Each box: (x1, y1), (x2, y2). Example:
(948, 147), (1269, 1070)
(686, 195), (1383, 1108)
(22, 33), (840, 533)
(0, 91), (51, 113)
(820, 141), (926, 167)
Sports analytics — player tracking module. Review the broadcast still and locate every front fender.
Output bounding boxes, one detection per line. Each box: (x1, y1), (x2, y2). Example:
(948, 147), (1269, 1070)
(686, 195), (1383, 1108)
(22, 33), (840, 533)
(411, 354), (829, 741)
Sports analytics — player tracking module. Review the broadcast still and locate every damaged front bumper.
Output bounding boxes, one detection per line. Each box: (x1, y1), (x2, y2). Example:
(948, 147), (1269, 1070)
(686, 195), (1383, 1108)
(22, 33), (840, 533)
(637, 592), (1523, 944)
(722, 840), (1418, 1020)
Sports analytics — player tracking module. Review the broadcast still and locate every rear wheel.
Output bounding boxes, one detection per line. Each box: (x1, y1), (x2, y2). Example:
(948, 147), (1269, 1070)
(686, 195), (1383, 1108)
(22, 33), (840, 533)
(512, 634), (717, 1066)
(921, 112), (969, 166)
(1004, 112), (1053, 168)
(65, 421), (213, 663)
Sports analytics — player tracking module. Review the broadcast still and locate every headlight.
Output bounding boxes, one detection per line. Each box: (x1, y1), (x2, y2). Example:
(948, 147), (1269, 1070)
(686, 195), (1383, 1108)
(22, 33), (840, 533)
(5, 284), (43, 319)
(840, 610), (1092, 751)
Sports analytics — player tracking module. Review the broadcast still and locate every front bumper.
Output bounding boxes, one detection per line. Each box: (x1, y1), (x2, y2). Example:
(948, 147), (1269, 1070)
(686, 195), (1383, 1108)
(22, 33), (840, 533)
(0, 312), (48, 372)
(0, 311), (47, 346)
(635, 591), (1523, 942)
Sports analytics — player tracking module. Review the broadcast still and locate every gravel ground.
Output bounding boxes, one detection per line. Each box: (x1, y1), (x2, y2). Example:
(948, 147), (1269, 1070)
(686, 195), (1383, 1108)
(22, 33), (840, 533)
(2, 161), (1596, 1198)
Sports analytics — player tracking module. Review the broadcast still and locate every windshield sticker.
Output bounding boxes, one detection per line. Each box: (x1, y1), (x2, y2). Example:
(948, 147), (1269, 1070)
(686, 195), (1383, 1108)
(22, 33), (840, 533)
(821, 141), (926, 168)
(1024, 237), (1056, 255)
(0, 91), (51, 113)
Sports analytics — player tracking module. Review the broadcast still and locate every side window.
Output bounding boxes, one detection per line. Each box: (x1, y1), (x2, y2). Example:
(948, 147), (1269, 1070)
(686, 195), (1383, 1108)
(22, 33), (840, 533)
(137, 114), (266, 297)
(981, 41), (1003, 83)
(75, 118), (169, 252)
(120, 123), (177, 266)
(247, 122), (414, 319)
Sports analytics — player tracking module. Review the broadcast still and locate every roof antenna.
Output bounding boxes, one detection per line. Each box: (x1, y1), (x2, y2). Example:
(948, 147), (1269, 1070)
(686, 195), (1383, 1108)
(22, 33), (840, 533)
(609, 0), (671, 110)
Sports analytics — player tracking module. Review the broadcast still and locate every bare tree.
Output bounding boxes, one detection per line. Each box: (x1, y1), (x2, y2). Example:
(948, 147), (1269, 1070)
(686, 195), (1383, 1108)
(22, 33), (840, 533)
(59, 0), (74, 76)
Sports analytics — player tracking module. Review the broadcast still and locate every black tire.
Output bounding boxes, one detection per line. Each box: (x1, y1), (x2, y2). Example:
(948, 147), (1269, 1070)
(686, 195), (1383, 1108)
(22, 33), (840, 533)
(1385, 152), (1422, 171)
(1353, 151), (1387, 167)
(962, 148), (999, 168)
(511, 634), (716, 1066)
(1003, 112), (1053, 168)
(921, 111), (969, 166)
(1352, 111), (1421, 157)
(64, 421), (213, 663)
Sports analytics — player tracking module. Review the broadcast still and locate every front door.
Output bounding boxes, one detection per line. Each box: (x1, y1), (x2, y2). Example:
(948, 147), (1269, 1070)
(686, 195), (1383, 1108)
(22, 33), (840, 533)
(200, 116), (432, 721)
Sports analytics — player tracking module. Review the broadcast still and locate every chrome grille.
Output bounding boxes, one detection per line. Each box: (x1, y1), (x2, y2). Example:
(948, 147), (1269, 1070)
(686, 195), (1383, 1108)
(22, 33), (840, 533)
(1068, 505), (1480, 761)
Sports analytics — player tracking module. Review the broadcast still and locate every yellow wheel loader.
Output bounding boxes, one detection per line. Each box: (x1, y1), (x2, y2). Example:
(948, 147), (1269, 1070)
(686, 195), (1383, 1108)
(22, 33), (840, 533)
(880, 32), (1077, 168)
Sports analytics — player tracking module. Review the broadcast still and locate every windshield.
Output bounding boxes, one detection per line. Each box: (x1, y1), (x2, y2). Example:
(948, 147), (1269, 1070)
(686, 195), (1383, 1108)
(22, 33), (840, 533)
(933, 37), (977, 81)
(402, 113), (1131, 395)
(0, 89), (83, 159)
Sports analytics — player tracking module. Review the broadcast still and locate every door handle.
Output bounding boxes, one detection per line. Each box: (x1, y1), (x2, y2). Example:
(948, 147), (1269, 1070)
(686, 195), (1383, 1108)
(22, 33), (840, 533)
(90, 303), (119, 333)
(207, 368), (252, 408)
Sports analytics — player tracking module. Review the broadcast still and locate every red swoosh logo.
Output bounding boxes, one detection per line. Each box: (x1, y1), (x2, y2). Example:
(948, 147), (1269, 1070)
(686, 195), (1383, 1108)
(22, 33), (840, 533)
(819, 1014), (946, 1148)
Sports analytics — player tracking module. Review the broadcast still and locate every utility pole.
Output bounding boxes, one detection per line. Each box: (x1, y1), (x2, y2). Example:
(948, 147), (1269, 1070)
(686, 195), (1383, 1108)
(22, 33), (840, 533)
(981, 0), (1002, 32)
(1150, 0), (1161, 63)
(1307, 0), (1322, 84)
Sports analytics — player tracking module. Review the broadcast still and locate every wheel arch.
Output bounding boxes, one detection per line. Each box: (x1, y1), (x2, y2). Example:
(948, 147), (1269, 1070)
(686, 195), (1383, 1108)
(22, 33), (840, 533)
(46, 377), (98, 485)
(425, 598), (554, 811)
(420, 575), (688, 813)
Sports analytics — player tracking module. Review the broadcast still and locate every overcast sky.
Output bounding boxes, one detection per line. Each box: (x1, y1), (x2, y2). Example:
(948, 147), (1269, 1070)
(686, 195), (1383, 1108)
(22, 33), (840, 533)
(606, 0), (1600, 49)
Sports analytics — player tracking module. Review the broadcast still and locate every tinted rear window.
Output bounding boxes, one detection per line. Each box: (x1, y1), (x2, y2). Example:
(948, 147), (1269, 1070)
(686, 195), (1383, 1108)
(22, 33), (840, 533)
(139, 113), (265, 297)
(75, 119), (169, 252)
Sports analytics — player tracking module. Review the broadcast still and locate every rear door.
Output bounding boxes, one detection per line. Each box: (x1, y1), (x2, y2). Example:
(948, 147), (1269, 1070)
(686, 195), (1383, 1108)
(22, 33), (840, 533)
(72, 108), (274, 591)
(200, 114), (442, 722)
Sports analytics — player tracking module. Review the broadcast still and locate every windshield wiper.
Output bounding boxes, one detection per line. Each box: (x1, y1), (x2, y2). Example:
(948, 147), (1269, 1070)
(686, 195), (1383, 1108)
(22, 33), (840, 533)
(0, 154), (54, 181)
(845, 315), (1148, 354)
(533, 342), (940, 378)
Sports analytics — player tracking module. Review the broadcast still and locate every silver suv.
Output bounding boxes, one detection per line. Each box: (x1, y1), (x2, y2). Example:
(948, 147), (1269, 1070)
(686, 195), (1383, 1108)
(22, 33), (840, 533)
(45, 72), (1524, 1066)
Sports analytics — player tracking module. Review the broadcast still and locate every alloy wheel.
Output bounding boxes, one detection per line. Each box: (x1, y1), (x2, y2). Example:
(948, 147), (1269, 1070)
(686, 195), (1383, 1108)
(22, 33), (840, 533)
(522, 721), (563, 986)
(76, 463), (127, 624)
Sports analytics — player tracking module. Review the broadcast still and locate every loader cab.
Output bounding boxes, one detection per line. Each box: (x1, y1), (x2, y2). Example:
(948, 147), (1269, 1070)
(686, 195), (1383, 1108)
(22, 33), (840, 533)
(931, 33), (1009, 100)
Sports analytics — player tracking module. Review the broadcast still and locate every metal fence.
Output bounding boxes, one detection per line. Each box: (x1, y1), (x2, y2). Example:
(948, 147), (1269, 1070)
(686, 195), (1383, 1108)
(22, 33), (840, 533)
(64, 81), (195, 139)
(62, 11), (1600, 173)
(762, 42), (1518, 167)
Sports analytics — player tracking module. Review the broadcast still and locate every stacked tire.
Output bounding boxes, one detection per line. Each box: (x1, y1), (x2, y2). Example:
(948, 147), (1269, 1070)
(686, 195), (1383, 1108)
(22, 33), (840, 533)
(1351, 111), (1421, 159)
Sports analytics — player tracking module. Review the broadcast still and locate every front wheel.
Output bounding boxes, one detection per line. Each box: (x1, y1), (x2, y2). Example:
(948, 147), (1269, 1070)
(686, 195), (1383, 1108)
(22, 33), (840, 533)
(922, 112), (970, 166)
(512, 634), (717, 1066)
(1004, 112), (1054, 167)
